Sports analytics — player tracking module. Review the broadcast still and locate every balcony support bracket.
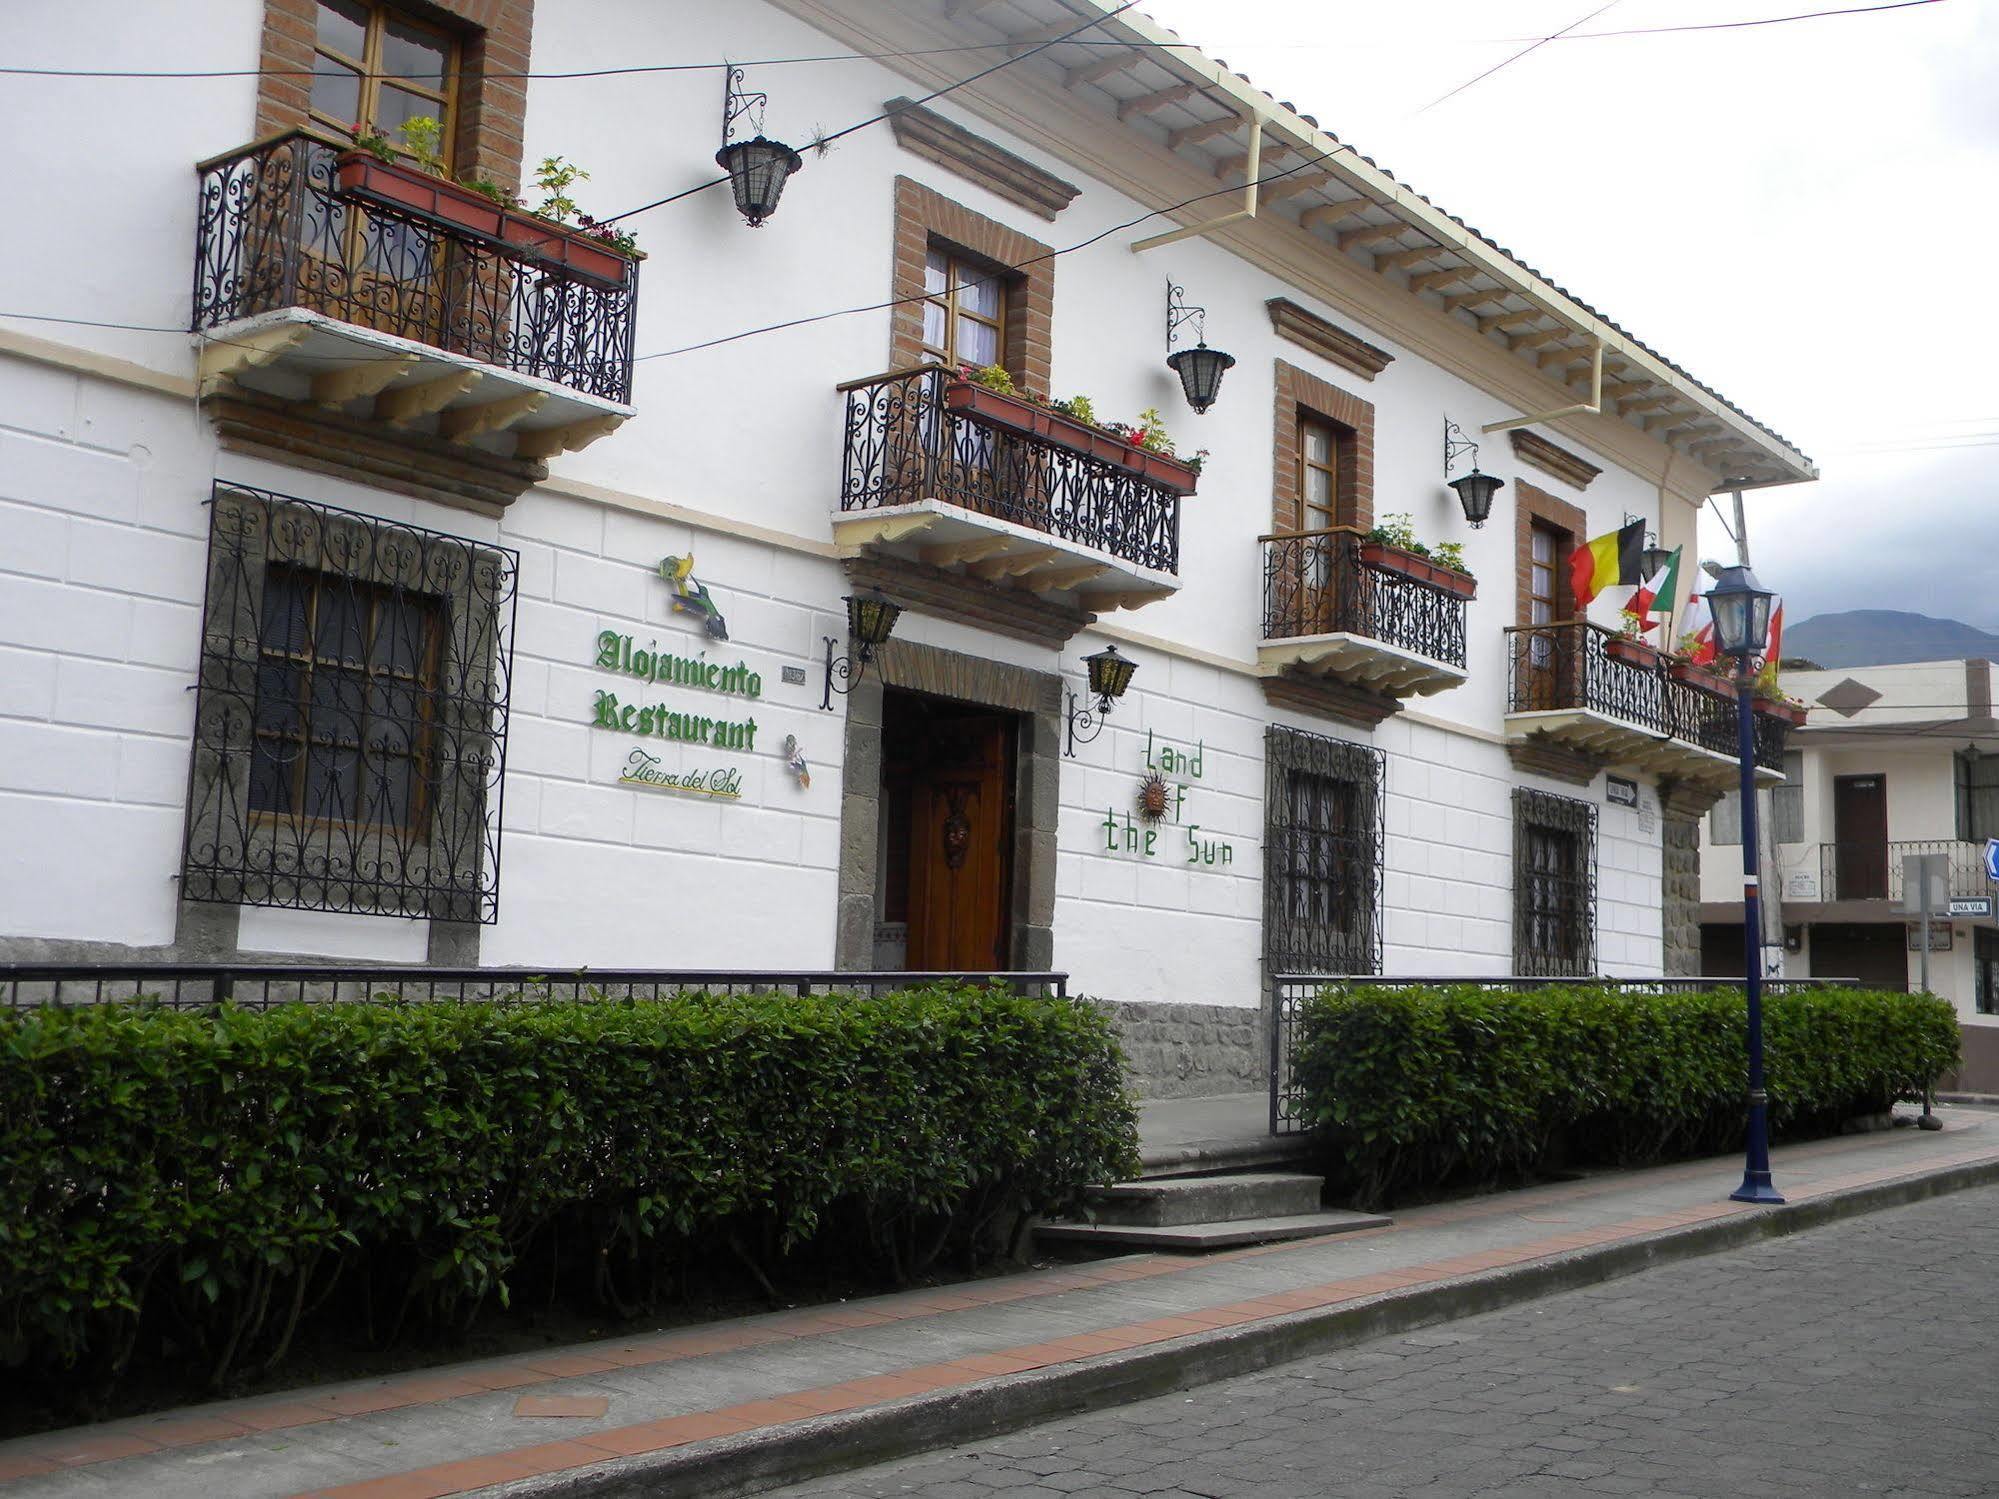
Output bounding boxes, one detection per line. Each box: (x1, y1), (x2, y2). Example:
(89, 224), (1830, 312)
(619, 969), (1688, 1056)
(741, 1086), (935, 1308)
(438, 390), (549, 445)
(310, 355), (420, 410)
(377, 369), (484, 428)
(197, 323), (312, 399)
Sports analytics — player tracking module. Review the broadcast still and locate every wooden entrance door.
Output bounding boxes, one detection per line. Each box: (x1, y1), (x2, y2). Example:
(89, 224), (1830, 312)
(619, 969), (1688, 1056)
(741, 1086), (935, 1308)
(1833, 775), (1889, 899)
(893, 698), (1016, 972)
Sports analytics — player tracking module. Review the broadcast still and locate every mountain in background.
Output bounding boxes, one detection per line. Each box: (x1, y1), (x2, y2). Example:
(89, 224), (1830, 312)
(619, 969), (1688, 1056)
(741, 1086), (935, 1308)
(1783, 610), (1999, 669)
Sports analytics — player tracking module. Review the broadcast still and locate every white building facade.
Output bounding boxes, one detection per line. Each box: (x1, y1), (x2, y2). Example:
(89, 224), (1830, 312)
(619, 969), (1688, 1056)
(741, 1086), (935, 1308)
(0, 0), (1813, 1095)
(1700, 659), (1999, 1094)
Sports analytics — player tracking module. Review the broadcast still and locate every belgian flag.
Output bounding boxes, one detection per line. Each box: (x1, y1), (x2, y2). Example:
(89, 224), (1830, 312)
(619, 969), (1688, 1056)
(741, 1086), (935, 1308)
(1568, 519), (1644, 606)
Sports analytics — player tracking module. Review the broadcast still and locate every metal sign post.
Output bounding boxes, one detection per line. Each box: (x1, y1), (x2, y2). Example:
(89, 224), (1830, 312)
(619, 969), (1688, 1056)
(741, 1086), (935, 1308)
(1902, 852), (1949, 995)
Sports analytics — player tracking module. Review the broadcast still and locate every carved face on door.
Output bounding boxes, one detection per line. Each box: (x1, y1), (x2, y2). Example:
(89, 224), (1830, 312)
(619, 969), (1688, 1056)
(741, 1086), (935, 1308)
(941, 784), (974, 869)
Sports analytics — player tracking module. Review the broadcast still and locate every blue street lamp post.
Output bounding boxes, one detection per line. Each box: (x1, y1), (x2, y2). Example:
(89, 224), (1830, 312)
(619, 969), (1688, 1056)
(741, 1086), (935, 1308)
(1708, 564), (1784, 1205)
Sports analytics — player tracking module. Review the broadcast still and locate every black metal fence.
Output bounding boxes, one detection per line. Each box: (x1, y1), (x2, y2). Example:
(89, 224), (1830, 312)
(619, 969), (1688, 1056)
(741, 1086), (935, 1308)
(193, 131), (638, 402)
(1267, 973), (1857, 1135)
(0, 965), (1068, 1012)
(1505, 622), (1787, 771)
(839, 368), (1182, 574)
(1261, 528), (1468, 667)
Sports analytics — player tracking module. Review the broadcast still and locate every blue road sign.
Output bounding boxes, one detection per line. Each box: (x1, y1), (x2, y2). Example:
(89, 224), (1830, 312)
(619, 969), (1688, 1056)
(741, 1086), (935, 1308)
(1986, 839), (1999, 883)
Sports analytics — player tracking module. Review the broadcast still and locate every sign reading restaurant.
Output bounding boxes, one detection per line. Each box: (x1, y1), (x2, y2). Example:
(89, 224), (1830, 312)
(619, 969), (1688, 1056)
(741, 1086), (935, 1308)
(589, 630), (762, 753)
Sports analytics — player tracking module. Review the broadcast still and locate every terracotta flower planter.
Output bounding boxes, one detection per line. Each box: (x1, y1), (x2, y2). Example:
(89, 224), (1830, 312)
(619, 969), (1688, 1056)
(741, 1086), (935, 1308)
(1356, 540), (1477, 600)
(333, 152), (639, 289)
(1755, 696), (1808, 727)
(1669, 658), (1734, 695)
(941, 381), (1201, 495)
(1604, 634), (1662, 669)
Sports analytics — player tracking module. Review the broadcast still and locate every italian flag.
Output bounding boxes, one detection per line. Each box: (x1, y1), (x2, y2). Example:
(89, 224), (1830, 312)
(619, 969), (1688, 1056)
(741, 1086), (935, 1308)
(1569, 519), (1644, 606)
(1628, 546), (1681, 632)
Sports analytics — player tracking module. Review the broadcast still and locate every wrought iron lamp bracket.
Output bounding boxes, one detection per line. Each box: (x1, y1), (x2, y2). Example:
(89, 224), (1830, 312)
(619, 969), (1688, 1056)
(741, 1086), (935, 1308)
(1065, 690), (1115, 757)
(820, 635), (873, 711)
(722, 65), (769, 146)
(1443, 417), (1481, 477)
(1165, 280), (1207, 350)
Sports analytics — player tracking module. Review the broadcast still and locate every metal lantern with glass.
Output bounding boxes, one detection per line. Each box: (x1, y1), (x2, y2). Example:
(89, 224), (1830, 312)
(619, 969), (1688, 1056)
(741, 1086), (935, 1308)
(1066, 644), (1139, 756)
(717, 67), (804, 227)
(820, 591), (903, 710)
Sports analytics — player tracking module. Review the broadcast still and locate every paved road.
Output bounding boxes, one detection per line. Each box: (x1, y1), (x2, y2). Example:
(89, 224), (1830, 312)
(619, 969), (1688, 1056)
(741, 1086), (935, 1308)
(773, 1186), (1999, 1499)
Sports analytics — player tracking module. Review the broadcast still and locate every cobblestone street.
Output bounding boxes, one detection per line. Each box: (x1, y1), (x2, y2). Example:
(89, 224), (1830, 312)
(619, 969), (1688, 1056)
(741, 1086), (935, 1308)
(775, 1186), (1999, 1499)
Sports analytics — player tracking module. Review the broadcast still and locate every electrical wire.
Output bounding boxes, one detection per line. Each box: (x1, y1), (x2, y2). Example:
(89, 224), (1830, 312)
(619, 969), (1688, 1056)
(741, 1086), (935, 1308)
(1414, 0), (1623, 115)
(598, 1), (1141, 225)
(0, 2), (1950, 80)
(629, 143), (1357, 363)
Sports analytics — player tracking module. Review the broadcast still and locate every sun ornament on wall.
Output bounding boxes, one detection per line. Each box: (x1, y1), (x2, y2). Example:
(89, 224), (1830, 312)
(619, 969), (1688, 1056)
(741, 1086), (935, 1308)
(1137, 771), (1171, 824)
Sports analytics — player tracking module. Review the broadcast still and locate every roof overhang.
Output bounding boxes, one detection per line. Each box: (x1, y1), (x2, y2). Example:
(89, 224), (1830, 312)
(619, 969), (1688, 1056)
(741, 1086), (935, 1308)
(777, 0), (1815, 493)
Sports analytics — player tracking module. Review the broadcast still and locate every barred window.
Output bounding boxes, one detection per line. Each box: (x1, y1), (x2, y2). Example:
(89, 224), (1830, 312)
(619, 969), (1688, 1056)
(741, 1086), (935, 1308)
(1265, 726), (1384, 975)
(1956, 748), (1999, 842)
(1514, 787), (1596, 976)
(1772, 750), (1805, 844)
(183, 483), (517, 923)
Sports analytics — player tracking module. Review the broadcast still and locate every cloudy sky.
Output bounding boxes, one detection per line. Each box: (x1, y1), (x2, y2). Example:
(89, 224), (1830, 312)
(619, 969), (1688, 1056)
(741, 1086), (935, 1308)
(1139, 0), (1999, 629)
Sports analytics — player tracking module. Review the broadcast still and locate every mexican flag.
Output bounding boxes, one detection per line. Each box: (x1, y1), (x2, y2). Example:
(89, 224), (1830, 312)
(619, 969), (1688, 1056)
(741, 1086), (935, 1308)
(1628, 546), (1682, 632)
(1568, 519), (1644, 606)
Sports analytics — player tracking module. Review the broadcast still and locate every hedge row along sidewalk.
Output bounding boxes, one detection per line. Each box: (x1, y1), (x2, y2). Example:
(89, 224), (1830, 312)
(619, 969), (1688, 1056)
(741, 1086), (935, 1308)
(3, 1106), (1995, 1497)
(0, 986), (1137, 1415)
(1293, 984), (1957, 1206)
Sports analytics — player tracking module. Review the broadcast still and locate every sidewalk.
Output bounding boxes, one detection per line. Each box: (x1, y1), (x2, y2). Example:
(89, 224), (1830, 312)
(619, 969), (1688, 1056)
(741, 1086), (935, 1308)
(5, 1106), (1997, 1499)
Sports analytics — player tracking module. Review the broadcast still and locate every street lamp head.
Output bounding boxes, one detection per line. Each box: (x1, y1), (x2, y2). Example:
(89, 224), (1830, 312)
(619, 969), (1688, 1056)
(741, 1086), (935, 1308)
(1706, 563), (1774, 663)
(1166, 343), (1234, 414)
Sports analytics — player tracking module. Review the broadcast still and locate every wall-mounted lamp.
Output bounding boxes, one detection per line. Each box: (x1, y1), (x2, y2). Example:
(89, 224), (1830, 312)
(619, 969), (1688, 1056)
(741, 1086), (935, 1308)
(717, 66), (804, 228)
(1443, 418), (1504, 528)
(1165, 281), (1235, 414)
(821, 591), (902, 710)
(1066, 644), (1139, 756)
(1641, 534), (1676, 582)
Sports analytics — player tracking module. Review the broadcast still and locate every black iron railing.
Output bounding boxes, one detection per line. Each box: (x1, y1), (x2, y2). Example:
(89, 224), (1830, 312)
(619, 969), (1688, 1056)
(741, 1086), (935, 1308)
(838, 368), (1181, 574)
(1817, 839), (1992, 903)
(1267, 973), (1858, 1135)
(1261, 528), (1468, 667)
(0, 965), (1069, 1011)
(193, 131), (638, 402)
(1505, 622), (1785, 770)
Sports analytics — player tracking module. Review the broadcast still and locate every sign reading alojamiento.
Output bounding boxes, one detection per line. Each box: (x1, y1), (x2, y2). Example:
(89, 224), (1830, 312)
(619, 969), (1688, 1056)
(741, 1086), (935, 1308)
(588, 630), (762, 755)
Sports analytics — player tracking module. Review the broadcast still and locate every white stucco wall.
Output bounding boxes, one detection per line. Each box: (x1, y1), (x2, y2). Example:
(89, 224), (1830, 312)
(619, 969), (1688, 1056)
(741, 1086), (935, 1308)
(0, 0), (1717, 995)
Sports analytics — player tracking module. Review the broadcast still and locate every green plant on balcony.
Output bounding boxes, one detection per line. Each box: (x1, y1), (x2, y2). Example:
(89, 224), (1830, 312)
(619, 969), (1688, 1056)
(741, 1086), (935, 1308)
(947, 374), (1204, 491)
(1357, 514), (1476, 599)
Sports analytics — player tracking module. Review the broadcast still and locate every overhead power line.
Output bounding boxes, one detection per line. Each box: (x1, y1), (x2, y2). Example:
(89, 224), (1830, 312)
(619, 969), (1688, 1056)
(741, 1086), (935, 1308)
(0, 1), (1950, 81)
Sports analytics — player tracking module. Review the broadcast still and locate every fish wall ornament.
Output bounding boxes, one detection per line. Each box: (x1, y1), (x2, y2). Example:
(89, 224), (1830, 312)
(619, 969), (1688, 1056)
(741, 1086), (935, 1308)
(659, 552), (730, 640)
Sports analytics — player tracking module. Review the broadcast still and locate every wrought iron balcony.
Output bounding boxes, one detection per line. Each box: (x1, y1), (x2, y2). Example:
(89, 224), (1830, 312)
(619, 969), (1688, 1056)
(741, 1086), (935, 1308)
(834, 368), (1183, 609)
(191, 131), (637, 458)
(1258, 527), (1469, 699)
(1812, 839), (1991, 905)
(1504, 621), (1785, 784)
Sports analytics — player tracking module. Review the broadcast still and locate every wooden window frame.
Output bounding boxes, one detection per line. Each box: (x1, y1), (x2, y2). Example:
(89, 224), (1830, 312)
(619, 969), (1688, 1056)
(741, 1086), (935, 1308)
(1514, 482), (1586, 628)
(889, 177), (1054, 394)
(307, 1), (462, 166)
(1296, 414), (1343, 534)
(919, 243), (1011, 372)
(1273, 360), (1373, 533)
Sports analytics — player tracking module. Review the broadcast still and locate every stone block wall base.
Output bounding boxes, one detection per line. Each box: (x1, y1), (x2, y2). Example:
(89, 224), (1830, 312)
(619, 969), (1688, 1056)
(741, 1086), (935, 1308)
(1095, 998), (1266, 1100)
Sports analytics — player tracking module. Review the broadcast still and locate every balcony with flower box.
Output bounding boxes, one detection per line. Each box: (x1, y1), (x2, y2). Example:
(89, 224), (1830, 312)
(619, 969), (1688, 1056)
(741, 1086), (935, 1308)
(1504, 621), (1787, 786)
(1257, 526), (1470, 705)
(834, 368), (1187, 634)
(191, 131), (639, 501)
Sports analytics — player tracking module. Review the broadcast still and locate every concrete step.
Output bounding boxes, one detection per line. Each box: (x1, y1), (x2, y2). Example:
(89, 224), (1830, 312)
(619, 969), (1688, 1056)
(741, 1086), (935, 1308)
(1085, 1172), (1325, 1227)
(1033, 1208), (1390, 1253)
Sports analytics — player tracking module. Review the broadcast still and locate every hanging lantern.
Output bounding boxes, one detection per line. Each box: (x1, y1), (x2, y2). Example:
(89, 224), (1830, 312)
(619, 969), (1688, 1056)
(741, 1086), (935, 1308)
(1085, 643), (1139, 706)
(1447, 468), (1505, 528)
(718, 67), (804, 228)
(1165, 282), (1234, 414)
(844, 590), (903, 659)
(1167, 343), (1236, 415)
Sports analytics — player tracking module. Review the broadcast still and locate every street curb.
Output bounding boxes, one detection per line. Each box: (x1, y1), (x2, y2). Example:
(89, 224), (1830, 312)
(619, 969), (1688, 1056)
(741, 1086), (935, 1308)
(497, 1154), (1999, 1499)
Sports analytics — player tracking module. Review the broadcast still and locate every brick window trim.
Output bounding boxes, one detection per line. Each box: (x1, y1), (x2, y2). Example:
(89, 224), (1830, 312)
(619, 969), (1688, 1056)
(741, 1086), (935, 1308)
(253, 0), (534, 193)
(1515, 480), (1588, 629)
(1272, 359), (1375, 533)
(889, 176), (1054, 396)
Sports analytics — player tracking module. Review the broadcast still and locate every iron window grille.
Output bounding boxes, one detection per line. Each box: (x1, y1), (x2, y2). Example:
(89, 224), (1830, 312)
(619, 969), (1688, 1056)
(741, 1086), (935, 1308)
(181, 482), (518, 923)
(1513, 786), (1597, 977)
(1264, 725), (1385, 977)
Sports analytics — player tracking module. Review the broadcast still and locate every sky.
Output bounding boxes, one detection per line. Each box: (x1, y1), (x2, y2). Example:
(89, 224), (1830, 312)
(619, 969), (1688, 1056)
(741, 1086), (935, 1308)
(1137, 0), (1999, 629)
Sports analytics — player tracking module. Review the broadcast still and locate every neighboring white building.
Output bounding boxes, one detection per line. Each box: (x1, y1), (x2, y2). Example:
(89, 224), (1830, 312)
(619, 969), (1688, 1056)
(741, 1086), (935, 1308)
(1699, 658), (1999, 1093)
(0, 0), (1814, 1094)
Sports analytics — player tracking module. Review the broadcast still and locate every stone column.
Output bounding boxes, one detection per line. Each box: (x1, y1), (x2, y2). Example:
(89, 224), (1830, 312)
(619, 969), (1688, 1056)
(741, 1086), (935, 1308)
(1658, 778), (1724, 976)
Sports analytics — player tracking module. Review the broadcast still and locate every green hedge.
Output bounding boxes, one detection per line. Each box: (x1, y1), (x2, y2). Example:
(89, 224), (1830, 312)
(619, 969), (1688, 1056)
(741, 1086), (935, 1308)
(1294, 985), (1958, 1206)
(0, 985), (1136, 1395)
